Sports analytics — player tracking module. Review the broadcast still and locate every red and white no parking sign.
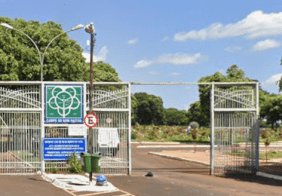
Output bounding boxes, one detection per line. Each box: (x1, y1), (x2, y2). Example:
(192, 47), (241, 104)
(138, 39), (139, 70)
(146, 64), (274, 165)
(84, 113), (98, 128)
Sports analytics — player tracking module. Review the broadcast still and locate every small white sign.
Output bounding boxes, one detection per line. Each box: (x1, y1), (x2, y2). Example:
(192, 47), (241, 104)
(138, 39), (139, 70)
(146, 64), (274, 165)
(68, 125), (87, 136)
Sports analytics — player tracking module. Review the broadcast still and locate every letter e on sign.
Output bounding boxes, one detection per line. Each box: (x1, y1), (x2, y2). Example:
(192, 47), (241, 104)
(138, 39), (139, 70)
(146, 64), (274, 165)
(84, 113), (98, 128)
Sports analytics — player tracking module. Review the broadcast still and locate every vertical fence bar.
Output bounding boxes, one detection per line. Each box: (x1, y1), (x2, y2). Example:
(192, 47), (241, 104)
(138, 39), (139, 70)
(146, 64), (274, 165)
(128, 83), (132, 175)
(210, 82), (214, 175)
(41, 82), (45, 173)
(255, 83), (259, 173)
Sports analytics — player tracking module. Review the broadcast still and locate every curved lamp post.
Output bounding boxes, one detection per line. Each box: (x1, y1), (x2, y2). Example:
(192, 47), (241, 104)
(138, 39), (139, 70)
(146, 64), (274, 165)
(1, 23), (84, 81)
(85, 22), (95, 182)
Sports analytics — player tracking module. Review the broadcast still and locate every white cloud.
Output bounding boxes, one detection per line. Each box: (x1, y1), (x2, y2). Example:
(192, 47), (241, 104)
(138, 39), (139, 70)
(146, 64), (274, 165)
(134, 53), (205, 69)
(127, 38), (139, 45)
(161, 36), (170, 42)
(134, 60), (153, 68)
(82, 46), (108, 63)
(252, 39), (280, 52)
(262, 73), (282, 87)
(174, 10), (282, 41)
(170, 72), (180, 76)
(149, 71), (160, 75)
(225, 46), (242, 52)
(157, 53), (204, 65)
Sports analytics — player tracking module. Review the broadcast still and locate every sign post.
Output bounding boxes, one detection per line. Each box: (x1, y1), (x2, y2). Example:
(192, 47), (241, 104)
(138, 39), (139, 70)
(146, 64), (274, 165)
(85, 22), (95, 182)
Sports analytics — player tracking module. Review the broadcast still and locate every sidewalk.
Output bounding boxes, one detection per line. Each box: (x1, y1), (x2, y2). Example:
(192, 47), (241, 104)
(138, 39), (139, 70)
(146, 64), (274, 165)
(149, 149), (282, 181)
(41, 173), (135, 196)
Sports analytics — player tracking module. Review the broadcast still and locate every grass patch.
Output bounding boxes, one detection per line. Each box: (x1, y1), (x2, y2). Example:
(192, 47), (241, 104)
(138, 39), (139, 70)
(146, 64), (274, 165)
(227, 151), (282, 160)
(259, 151), (282, 160)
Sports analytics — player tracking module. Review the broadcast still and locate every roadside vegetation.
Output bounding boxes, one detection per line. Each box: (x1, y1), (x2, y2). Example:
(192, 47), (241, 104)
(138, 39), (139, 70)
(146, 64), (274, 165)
(131, 125), (282, 144)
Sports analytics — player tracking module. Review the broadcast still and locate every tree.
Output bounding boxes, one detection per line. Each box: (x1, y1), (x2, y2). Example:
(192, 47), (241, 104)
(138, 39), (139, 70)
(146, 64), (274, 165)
(131, 94), (138, 125)
(260, 93), (282, 129)
(0, 17), (121, 82)
(186, 101), (204, 126)
(164, 108), (188, 125)
(134, 92), (165, 125)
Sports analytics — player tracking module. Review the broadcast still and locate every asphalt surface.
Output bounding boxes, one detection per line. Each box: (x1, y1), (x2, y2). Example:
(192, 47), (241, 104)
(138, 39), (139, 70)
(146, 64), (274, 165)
(1, 143), (282, 196)
(107, 143), (282, 196)
(0, 175), (71, 196)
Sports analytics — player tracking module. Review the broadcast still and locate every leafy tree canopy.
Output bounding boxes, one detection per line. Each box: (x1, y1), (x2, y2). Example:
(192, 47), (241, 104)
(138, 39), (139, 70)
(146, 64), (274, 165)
(0, 17), (120, 82)
(164, 108), (188, 126)
(134, 92), (165, 125)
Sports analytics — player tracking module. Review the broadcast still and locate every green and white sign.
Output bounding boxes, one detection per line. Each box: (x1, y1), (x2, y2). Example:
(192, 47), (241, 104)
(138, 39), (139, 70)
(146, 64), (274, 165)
(45, 85), (83, 123)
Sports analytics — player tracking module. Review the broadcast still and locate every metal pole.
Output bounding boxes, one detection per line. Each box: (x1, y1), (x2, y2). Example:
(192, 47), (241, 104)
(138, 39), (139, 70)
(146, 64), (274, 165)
(128, 83), (132, 175)
(210, 82), (215, 175)
(87, 23), (95, 182)
(255, 83), (260, 173)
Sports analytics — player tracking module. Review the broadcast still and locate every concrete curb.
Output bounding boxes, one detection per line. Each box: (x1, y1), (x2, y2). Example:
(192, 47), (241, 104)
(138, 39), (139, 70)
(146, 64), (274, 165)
(139, 145), (210, 148)
(149, 152), (282, 181)
(132, 141), (181, 144)
(148, 152), (210, 167)
(256, 172), (282, 181)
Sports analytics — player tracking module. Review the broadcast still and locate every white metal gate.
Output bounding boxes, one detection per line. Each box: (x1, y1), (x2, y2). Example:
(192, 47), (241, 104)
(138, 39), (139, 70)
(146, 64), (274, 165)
(89, 83), (131, 175)
(0, 81), (131, 175)
(210, 82), (259, 175)
(0, 84), (42, 175)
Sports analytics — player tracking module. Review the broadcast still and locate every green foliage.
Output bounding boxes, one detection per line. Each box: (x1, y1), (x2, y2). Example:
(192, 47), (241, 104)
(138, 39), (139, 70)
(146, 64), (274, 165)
(189, 121), (199, 129)
(0, 17), (120, 82)
(260, 151), (282, 160)
(186, 101), (204, 126)
(68, 152), (82, 173)
(131, 131), (138, 140)
(131, 94), (139, 125)
(260, 93), (282, 129)
(134, 92), (165, 125)
(51, 167), (58, 173)
(164, 108), (188, 125)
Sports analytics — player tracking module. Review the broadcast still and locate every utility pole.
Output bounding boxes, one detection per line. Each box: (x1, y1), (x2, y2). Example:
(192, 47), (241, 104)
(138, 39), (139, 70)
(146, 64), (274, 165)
(85, 22), (95, 182)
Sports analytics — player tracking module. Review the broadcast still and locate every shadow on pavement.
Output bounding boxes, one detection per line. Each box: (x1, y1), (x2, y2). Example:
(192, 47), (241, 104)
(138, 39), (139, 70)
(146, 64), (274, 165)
(133, 167), (210, 175)
(259, 165), (282, 176)
(222, 173), (282, 187)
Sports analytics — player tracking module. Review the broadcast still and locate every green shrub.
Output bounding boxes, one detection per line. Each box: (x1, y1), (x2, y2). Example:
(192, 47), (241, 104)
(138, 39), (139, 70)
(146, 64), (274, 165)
(51, 167), (58, 173)
(131, 131), (137, 139)
(68, 152), (82, 173)
(189, 121), (199, 129)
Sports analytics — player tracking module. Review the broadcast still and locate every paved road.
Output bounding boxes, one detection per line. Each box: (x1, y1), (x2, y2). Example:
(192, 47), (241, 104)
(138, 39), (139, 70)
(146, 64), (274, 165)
(0, 175), (71, 196)
(1, 143), (282, 196)
(107, 143), (282, 196)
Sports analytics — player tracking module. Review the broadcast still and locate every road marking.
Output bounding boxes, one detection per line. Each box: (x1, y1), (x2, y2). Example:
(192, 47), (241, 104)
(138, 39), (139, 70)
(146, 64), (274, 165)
(65, 189), (135, 196)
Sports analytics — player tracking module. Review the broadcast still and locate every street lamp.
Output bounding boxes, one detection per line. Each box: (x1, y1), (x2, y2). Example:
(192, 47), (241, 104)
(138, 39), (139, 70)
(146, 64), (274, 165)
(0, 23), (84, 81)
(85, 22), (95, 182)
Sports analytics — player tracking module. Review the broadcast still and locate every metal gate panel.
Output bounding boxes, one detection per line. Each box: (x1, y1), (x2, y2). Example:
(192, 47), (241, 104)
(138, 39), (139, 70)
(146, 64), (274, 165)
(87, 83), (131, 175)
(0, 111), (41, 175)
(0, 83), (42, 175)
(211, 83), (259, 176)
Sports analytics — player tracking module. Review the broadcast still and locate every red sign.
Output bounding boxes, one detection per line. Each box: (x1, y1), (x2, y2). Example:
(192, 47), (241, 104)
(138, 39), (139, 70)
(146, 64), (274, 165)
(84, 113), (98, 128)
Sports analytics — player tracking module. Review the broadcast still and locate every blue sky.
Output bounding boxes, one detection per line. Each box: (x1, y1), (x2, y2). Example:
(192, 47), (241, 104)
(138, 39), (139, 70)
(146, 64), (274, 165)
(1, 0), (282, 110)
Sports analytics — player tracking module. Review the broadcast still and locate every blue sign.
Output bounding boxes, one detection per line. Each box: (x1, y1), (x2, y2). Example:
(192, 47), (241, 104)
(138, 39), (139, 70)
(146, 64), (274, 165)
(43, 138), (86, 161)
